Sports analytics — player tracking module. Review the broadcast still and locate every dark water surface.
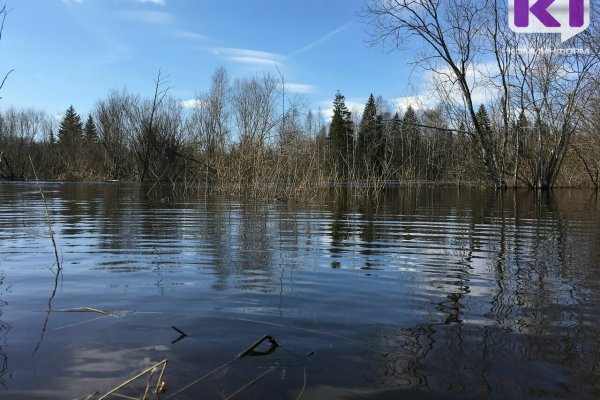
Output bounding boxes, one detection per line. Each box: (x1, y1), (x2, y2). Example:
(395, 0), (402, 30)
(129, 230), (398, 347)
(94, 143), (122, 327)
(0, 183), (599, 399)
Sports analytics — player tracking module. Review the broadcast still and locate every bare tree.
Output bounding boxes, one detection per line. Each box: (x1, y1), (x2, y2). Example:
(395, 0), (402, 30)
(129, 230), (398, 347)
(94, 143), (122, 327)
(513, 33), (599, 188)
(363, 0), (503, 185)
(364, 0), (600, 188)
(95, 89), (138, 179)
(0, 108), (50, 179)
(232, 73), (278, 147)
(0, 5), (13, 100)
(230, 73), (279, 188)
(188, 67), (230, 182)
(206, 67), (230, 158)
(136, 70), (171, 182)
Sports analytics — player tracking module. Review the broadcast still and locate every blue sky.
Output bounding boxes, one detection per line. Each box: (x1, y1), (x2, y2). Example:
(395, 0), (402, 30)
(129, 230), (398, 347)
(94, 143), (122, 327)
(0, 0), (423, 119)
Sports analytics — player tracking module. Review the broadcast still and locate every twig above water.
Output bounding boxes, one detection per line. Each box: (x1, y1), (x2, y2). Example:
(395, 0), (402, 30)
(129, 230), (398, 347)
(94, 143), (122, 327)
(28, 155), (61, 270)
(239, 334), (279, 357)
(171, 325), (188, 344)
(53, 307), (115, 316)
(232, 317), (359, 343)
(96, 359), (168, 400)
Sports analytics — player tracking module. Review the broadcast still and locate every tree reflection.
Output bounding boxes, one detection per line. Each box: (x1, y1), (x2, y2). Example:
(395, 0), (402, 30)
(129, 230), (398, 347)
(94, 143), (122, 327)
(0, 274), (10, 389)
(344, 188), (600, 398)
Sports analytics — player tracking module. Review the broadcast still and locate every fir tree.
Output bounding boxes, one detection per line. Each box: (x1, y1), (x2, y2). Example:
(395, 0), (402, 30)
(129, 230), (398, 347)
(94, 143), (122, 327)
(401, 105), (421, 178)
(402, 105), (420, 136)
(329, 91), (354, 177)
(84, 114), (97, 146)
(49, 128), (56, 145)
(389, 112), (403, 171)
(58, 105), (83, 147)
(357, 94), (377, 164)
(476, 104), (492, 139)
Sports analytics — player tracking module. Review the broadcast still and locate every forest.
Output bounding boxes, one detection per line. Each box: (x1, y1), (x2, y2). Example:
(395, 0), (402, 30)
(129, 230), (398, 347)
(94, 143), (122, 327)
(1, 1), (600, 193)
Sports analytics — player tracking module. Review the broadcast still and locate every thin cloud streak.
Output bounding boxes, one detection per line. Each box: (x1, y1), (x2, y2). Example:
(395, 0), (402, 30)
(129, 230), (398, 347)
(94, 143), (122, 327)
(286, 83), (316, 93)
(289, 22), (353, 57)
(213, 47), (284, 66)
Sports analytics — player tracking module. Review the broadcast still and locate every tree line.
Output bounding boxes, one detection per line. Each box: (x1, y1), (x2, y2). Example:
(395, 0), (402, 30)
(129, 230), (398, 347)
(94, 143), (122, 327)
(1, 1), (600, 192)
(1, 69), (598, 193)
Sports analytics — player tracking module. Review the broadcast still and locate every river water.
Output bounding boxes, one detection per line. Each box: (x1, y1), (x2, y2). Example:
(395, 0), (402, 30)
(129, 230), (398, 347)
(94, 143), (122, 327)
(0, 182), (599, 399)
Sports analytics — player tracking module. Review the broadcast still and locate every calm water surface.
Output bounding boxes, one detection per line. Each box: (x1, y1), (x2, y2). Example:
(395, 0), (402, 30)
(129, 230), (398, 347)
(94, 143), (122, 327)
(0, 183), (599, 399)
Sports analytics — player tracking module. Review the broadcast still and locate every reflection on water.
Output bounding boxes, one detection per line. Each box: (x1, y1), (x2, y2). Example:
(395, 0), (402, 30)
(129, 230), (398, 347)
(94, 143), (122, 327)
(0, 183), (599, 399)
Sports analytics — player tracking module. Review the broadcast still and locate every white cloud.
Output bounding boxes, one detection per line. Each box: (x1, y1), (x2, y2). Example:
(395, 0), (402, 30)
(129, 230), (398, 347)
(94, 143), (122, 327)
(286, 83), (316, 93)
(382, 62), (501, 117)
(390, 95), (433, 113)
(213, 47), (284, 66)
(119, 10), (173, 24)
(318, 98), (368, 122)
(423, 62), (500, 107)
(345, 100), (370, 113)
(179, 99), (204, 109)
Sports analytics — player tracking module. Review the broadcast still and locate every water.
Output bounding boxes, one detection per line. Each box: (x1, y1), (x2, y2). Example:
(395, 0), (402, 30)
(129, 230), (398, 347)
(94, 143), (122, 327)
(0, 182), (599, 399)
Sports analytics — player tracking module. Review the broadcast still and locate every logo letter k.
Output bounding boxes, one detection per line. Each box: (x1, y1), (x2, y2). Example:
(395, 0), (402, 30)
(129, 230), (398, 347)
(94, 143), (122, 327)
(514, 0), (561, 28)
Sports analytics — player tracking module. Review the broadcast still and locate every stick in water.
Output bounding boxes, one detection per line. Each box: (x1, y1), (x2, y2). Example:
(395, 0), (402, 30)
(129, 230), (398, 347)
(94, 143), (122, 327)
(28, 155), (61, 270)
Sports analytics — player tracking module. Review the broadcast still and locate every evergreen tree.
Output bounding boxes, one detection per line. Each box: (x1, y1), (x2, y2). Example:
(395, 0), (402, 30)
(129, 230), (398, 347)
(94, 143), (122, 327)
(329, 91), (353, 177)
(455, 121), (472, 180)
(401, 105), (421, 178)
(357, 94), (377, 165)
(58, 105), (83, 147)
(402, 105), (420, 136)
(373, 113), (386, 173)
(390, 112), (403, 172)
(49, 128), (56, 145)
(516, 111), (528, 138)
(84, 114), (97, 146)
(476, 104), (492, 137)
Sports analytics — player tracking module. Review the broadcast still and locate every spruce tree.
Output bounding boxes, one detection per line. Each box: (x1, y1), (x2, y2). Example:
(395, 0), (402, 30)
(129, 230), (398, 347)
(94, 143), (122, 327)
(329, 91), (353, 177)
(84, 114), (97, 146)
(476, 104), (492, 137)
(357, 94), (377, 166)
(402, 105), (421, 177)
(390, 112), (403, 171)
(58, 105), (83, 147)
(402, 105), (420, 136)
